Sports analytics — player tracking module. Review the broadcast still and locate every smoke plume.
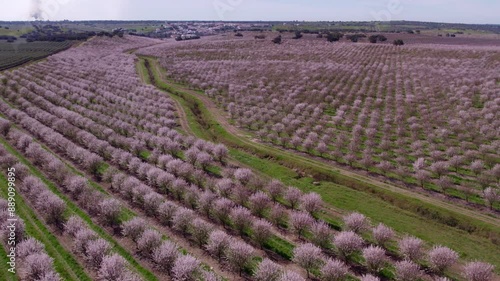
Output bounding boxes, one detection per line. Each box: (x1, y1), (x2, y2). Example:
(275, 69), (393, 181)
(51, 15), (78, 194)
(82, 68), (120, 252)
(30, 0), (43, 20)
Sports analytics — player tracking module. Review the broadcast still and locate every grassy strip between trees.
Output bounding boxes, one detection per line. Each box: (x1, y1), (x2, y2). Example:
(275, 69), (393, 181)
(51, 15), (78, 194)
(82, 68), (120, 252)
(0, 168), (90, 281)
(0, 137), (159, 281)
(138, 56), (500, 270)
(0, 231), (18, 281)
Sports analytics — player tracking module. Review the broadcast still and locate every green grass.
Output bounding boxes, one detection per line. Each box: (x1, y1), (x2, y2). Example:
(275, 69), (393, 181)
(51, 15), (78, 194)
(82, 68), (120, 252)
(0, 170), (91, 281)
(0, 137), (159, 281)
(139, 56), (500, 270)
(0, 237), (18, 281)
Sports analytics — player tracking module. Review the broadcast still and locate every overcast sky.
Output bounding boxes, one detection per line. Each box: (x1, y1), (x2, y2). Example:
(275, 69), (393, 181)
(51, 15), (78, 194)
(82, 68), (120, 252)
(0, 0), (498, 24)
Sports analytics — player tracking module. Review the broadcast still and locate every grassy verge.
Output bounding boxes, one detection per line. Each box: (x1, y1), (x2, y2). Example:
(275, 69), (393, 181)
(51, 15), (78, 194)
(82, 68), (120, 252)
(139, 56), (500, 270)
(0, 137), (158, 281)
(0, 171), (91, 281)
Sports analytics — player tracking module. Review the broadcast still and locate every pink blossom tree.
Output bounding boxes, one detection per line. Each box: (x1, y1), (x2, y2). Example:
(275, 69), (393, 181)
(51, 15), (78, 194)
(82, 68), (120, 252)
(172, 208), (195, 237)
(230, 206), (253, 236)
(122, 217), (147, 242)
(284, 187), (303, 210)
(205, 230), (230, 262)
(85, 238), (112, 269)
(300, 192), (322, 216)
(137, 229), (163, 258)
(462, 261), (495, 281)
(98, 253), (127, 281)
(279, 271), (305, 281)
(99, 198), (122, 226)
(362, 245), (387, 272)
(17, 238), (45, 259)
(398, 236), (424, 262)
(171, 254), (201, 281)
(310, 220), (333, 249)
(427, 246), (458, 273)
(226, 240), (255, 276)
(249, 191), (271, 217)
(333, 231), (364, 259)
(252, 219), (273, 248)
(394, 260), (422, 281)
(152, 240), (178, 274)
(321, 258), (349, 281)
(189, 218), (213, 247)
(254, 258), (283, 281)
(24, 253), (55, 280)
(343, 212), (369, 234)
(266, 180), (285, 202)
(292, 243), (325, 278)
(372, 223), (394, 248)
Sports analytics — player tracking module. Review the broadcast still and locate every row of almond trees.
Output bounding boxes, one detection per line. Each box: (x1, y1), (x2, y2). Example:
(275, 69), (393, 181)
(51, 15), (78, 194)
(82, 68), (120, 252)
(138, 38), (499, 210)
(0, 35), (496, 280)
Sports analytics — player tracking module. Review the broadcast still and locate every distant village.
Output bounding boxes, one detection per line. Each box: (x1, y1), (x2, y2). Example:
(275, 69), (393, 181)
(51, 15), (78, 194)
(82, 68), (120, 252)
(126, 22), (272, 40)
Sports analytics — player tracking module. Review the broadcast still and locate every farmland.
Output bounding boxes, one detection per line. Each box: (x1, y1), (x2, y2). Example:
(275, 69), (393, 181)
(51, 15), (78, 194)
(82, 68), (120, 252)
(0, 30), (498, 281)
(0, 41), (73, 71)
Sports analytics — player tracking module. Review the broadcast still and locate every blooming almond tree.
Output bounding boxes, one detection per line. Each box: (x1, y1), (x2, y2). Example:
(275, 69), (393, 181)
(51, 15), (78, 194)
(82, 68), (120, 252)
(343, 212), (369, 234)
(427, 246), (459, 273)
(292, 243), (325, 278)
(321, 258), (349, 281)
(333, 231), (364, 259)
(398, 236), (424, 262)
(360, 274), (380, 281)
(462, 261), (495, 281)
(171, 254), (201, 281)
(254, 258), (283, 281)
(205, 230), (230, 262)
(372, 223), (394, 248)
(279, 271), (306, 281)
(152, 240), (178, 274)
(226, 240), (255, 276)
(394, 260), (422, 281)
(137, 229), (163, 258)
(85, 238), (112, 269)
(362, 245), (387, 272)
